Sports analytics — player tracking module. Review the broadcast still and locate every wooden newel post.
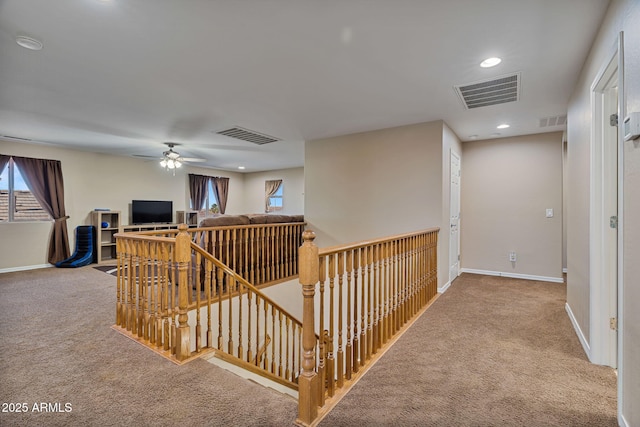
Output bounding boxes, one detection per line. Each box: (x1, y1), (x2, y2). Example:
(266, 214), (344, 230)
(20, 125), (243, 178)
(297, 230), (320, 426)
(175, 224), (191, 361)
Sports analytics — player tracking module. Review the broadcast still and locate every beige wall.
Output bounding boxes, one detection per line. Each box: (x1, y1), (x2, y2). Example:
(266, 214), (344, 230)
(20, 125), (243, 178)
(461, 132), (564, 281)
(566, 0), (640, 424)
(243, 167), (304, 215)
(0, 139), (244, 270)
(305, 120), (451, 288)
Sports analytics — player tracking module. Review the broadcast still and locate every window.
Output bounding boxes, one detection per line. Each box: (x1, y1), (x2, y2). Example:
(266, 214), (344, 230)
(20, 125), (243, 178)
(0, 158), (51, 222)
(192, 180), (220, 218)
(265, 180), (283, 212)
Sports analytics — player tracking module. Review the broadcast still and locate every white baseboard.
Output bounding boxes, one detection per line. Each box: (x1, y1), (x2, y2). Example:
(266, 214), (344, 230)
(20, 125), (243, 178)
(460, 268), (564, 283)
(619, 414), (629, 427)
(565, 302), (591, 359)
(0, 264), (53, 274)
(438, 280), (451, 294)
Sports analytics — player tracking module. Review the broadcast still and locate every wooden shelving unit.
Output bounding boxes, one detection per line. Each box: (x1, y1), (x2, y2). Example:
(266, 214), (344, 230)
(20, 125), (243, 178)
(176, 210), (198, 227)
(92, 210), (120, 264)
(119, 223), (182, 233)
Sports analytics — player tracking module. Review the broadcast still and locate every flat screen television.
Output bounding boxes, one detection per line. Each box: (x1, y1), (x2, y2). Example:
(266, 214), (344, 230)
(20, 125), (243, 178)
(131, 200), (173, 224)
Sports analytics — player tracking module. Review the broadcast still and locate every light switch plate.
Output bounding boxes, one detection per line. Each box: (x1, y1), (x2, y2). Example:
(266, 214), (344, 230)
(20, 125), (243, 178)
(546, 208), (554, 218)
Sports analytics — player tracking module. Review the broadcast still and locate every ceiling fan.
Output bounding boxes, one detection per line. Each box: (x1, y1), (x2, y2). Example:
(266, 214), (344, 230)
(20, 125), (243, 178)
(158, 143), (206, 174)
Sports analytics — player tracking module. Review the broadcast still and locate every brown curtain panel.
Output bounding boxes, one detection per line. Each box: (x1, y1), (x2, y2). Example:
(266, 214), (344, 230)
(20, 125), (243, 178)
(211, 177), (230, 214)
(0, 154), (9, 174)
(12, 156), (70, 264)
(188, 173), (210, 212)
(265, 179), (283, 212)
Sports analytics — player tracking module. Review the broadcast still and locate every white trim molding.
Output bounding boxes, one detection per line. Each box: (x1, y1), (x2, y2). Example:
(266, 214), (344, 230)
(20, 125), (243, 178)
(460, 268), (564, 283)
(438, 280), (451, 294)
(0, 264), (53, 274)
(566, 302), (591, 359)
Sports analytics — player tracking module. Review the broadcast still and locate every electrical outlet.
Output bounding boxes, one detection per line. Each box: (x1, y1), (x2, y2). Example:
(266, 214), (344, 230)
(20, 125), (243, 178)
(509, 252), (517, 262)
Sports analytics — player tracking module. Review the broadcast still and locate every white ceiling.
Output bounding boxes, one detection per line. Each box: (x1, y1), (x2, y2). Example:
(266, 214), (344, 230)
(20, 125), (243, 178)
(0, 0), (609, 172)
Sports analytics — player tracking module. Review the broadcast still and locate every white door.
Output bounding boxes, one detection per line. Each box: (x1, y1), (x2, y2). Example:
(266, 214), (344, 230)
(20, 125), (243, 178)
(449, 150), (461, 283)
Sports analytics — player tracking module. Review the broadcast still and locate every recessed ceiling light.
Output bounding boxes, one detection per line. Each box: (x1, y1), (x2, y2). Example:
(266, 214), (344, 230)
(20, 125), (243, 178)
(15, 35), (43, 51)
(497, 124), (510, 129)
(238, 166), (246, 170)
(480, 57), (501, 68)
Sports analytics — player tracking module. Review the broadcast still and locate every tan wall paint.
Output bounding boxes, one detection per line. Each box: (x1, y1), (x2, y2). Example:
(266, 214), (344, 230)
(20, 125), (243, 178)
(305, 120), (448, 287)
(0, 140), (244, 270)
(461, 132), (563, 280)
(243, 167), (304, 215)
(567, 0), (640, 423)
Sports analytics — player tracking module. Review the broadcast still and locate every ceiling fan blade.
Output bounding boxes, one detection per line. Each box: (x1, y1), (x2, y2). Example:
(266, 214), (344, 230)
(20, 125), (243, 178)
(182, 157), (207, 162)
(132, 154), (159, 159)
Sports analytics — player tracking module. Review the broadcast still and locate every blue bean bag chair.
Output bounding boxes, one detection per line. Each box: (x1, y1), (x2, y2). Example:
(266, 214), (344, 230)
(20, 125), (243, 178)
(55, 225), (96, 268)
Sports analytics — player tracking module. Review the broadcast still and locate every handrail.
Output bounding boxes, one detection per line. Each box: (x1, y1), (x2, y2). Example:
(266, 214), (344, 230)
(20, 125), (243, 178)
(318, 227), (440, 256)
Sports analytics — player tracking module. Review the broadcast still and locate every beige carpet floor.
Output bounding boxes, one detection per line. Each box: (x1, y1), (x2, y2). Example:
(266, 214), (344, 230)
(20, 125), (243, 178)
(318, 273), (617, 427)
(0, 267), (616, 426)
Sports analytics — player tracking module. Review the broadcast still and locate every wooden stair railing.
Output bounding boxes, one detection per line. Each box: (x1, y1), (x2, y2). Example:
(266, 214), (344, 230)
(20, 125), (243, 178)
(296, 228), (440, 426)
(114, 224), (317, 391)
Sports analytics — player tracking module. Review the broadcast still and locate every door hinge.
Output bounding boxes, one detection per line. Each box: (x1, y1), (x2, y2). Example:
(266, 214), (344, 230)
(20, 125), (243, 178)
(610, 113), (618, 127)
(610, 215), (618, 229)
(610, 317), (617, 331)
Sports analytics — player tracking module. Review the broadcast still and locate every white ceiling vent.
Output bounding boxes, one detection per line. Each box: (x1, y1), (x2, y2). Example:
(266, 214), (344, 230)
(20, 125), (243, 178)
(216, 126), (280, 145)
(454, 73), (521, 110)
(539, 115), (567, 128)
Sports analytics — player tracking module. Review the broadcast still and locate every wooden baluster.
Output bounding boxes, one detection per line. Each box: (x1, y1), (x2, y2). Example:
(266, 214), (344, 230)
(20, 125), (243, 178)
(249, 228), (255, 285)
(232, 228), (237, 273)
(327, 253), (336, 397)
(285, 317), (291, 381)
(227, 275), (234, 355)
(271, 304), (276, 374)
(217, 266), (224, 350)
(352, 248), (360, 373)
(130, 241), (139, 333)
(361, 246), (368, 363)
(318, 255), (326, 402)
(263, 300), (269, 370)
(247, 290), (253, 363)
(243, 229), (249, 282)
(337, 251), (345, 388)
(345, 250), (353, 380)
(284, 225), (290, 277)
(116, 238), (123, 326)
(372, 244), (379, 354)
(393, 240), (399, 335)
(278, 311), (283, 377)
(382, 241), (388, 342)
(205, 258), (213, 348)
(260, 228), (266, 285)
(238, 282), (243, 359)
(195, 249), (202, 353)
(255, 295), (261, 365)
(148, 242), (157, 344)
(162, 242), (171, 351)
(174, 224), (192, 361)
(297, 230), (319, 426)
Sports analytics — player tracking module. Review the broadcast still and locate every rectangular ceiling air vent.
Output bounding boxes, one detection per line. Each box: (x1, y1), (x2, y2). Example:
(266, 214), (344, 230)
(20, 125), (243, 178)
(539, 115), (567, 128)
(216, 126), (280, 145)
(454, 73), (521, 110)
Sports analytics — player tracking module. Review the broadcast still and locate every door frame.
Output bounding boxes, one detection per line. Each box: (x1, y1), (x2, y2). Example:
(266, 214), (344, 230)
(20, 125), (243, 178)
(589, 34), (624, 372)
